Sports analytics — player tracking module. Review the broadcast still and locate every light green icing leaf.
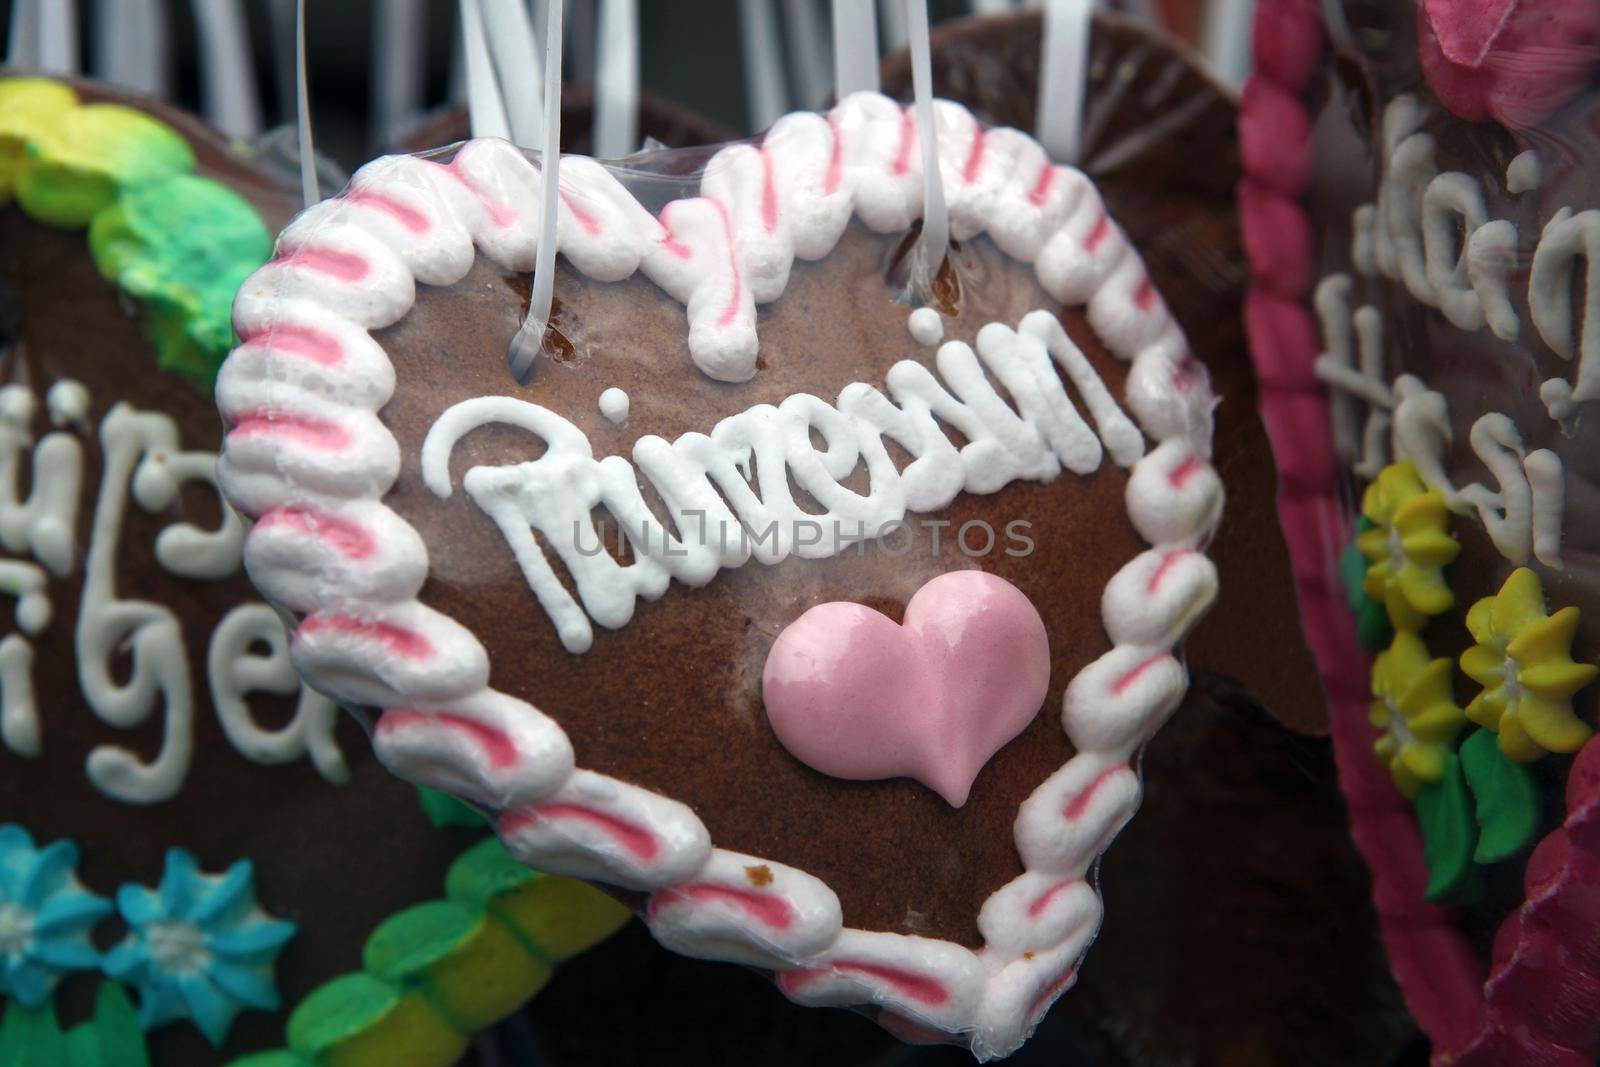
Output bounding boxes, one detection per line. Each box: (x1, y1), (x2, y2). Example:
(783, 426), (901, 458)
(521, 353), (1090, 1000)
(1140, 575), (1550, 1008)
(443, 838), (543, 910)
(0, 998), (66, 1067)
(1460, 726), (1542, 864)
(362, 902), (480, 984)
(1341, 518), (1393, 652)
(89, 173), (271, 385)
(286, 973), (402, 1055)
(221, 1053), (316, 1067)
(414, 786), (487, 830)
(1416, 753), (1482, 905)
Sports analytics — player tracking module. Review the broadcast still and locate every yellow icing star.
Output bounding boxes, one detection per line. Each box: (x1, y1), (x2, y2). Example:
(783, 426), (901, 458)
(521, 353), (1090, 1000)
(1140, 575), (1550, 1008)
(1357, 462), (1461, 633)
(1369, 630), (1467, 798)
(1460, 568), (1597, 762)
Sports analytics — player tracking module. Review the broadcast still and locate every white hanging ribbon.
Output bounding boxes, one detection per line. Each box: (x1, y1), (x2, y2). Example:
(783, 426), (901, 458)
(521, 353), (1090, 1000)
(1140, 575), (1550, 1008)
(781, 0), (830, 108)
(738, 0), (788, 133)
(831, 0), (880, 98)
(1201, 0), (1256, 90)
(905, 0), (947, 282)
(94, 0), (170, 96)
(192, 0), (263, 138)
(877, 0), (907, 53)
(593, 0), (638, 157)
(566, 0), (596, 84)
(461, 0), (512, 140)
(6, 1), (38, 67)
(294, 0), (319, 206)
(1036, 0), (1093, 163)
(372, 0), (427, 147)
(483, 0), (546, 146)
(27, 0), (79, 74)
(509, 0), (565, 381)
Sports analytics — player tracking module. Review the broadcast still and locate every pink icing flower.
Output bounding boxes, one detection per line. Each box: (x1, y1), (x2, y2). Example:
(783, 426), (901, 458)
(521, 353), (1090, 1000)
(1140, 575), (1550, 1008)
(1418, 0), (1600, 129)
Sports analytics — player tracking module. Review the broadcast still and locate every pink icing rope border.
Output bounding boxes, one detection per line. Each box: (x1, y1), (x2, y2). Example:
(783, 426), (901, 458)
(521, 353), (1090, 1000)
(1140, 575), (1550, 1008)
(216, 93), (1222, 1059)
(1241, 2), (1600, 1062)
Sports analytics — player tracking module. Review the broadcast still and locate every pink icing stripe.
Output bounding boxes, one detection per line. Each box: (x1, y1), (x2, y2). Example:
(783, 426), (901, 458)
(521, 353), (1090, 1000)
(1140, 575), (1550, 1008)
(1146, 549), (1196, 594)
(559, 189), (603, 236)
(426, 157), (518, 228)
(1134, 275), (1157, 311)
(1110, 656), (1165, 698)
(892, 110), (916, 176)
(713, 199), (743, 329)
(782, 960), (949, 1006)
(1063, 765), (1127, 821)
(274, 246), (370, 282)
(1026, 878), (1083, 919)
(1027, 164), (1055, 207)
(255, 505), (375, 559)
(237, 324), (343, 367)
(347, 189), (431, 233)
(962, 127), (987, 184)
(650, 884), (795, 931)
(1167, 454), (1203, 488)
(378, 709), (518, 769)
(1027, 965), (1078, 1020)
(227, 412), (350, 451)
(823, 118), (843, 195)
(503, 803), (661, 861)
(297, 614), (433, 660)
(759, 150), (779, 234)
(1083, 215), (1110, 253)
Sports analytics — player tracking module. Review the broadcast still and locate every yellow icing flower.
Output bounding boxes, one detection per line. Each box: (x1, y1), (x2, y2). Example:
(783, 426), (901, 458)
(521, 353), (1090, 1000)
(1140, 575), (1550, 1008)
(1369, 630), (1467, 798)
(1460, 568), (1598, 762)
(1357, 462), (1460, 633)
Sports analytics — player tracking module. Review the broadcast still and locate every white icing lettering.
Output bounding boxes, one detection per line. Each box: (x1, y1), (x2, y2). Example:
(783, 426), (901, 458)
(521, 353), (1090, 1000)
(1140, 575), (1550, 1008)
(0, 383), (348, 800)
(422, 312), (1140, 652)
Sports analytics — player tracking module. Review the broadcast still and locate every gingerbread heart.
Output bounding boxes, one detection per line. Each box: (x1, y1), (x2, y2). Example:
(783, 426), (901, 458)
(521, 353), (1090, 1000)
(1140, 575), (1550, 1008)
(216, 60), (1224, 1061)
(1245, 0), (1600, 1060)
(0, 76), (627, 1065)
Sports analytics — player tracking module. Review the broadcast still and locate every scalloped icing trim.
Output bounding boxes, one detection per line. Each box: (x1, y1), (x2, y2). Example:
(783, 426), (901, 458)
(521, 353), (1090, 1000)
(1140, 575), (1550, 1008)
(1240, 2), (1600, 1062)
(214, 91), (1221, 1059)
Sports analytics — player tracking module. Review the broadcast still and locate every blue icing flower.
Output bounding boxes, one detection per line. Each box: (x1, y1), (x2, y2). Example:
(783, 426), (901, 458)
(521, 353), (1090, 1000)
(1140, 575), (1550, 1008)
(103, 849), (295, 1046)
(0, 824), (112, 1007)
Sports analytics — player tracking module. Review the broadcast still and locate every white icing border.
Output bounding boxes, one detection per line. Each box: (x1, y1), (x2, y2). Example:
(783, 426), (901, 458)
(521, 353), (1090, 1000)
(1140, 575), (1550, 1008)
(215, 93), (1219, 1058)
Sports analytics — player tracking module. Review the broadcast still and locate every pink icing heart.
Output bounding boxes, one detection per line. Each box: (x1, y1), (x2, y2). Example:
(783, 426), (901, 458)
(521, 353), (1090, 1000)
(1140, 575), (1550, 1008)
(761, 571), (1050, 808)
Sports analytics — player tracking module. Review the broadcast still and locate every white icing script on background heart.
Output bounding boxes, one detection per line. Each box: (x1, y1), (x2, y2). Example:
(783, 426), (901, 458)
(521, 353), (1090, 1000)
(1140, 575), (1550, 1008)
(0, 380), (347, 803)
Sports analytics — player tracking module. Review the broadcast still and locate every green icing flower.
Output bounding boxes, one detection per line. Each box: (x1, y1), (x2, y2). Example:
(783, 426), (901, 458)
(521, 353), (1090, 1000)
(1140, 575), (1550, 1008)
(90, 174), (272, 385)
(17, 103), (193, 228)
(2, 76), (270, 387)
(1460, 567), (1598, 762)
(1357, 462), (1460, 633)
(1370, 629), (1467, 798)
